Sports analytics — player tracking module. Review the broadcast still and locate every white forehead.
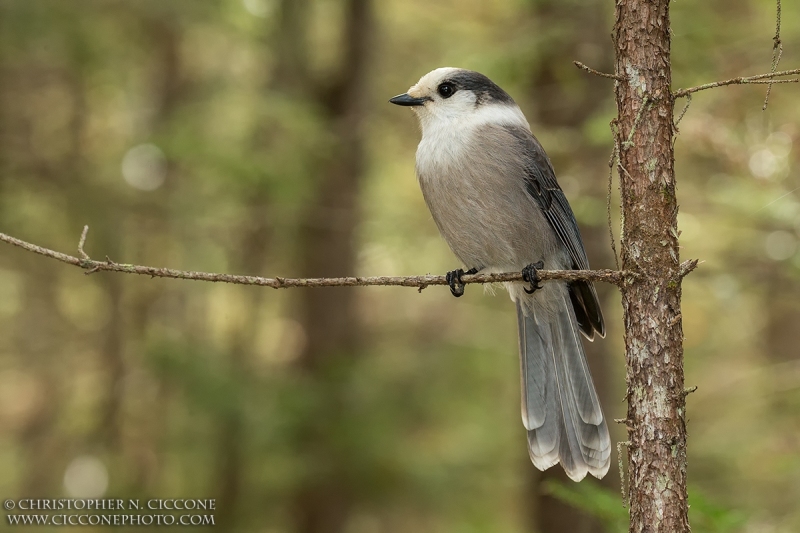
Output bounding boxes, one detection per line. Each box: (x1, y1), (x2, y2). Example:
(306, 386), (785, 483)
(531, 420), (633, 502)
(407, 67), (461, 97)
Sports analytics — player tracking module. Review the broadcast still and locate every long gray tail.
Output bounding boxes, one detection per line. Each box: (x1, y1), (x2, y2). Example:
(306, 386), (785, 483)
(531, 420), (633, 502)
(516, 287), (611, 481)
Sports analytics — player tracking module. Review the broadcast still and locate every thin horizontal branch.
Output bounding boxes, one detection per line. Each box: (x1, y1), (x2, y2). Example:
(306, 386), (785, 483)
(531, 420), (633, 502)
(673, 68), (800, 98)
(573, 60), (624, 80)
(0, 227), (629, 289)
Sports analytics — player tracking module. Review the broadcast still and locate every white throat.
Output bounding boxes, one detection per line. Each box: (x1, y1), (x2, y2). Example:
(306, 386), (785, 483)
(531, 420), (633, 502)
(415, 103), (529, 176)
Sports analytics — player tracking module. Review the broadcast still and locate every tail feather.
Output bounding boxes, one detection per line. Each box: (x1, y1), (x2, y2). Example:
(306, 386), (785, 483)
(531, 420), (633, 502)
(517, 287), (611, 481)
(519, 308), (559, 470)
(569, 280), (606, 340)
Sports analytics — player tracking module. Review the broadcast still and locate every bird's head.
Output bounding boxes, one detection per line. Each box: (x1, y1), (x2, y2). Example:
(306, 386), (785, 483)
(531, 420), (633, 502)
(390, 67), (523, 133)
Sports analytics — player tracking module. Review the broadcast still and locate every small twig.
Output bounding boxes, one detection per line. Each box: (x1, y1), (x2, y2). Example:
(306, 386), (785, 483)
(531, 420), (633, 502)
(618, 441), (631, 508)
(764, 0), (783, 110)
(622, 96), (651, 150)
(78, 225), (90, 261)
(678, 258), (700, 278)
(607, 128), (621, 270)
(617, 160), (633, 181)
(673, 68), (800, 98)
(673, 93), (692, 130)
(573, 61), (624, 80)
(0, 228), (630, 288)
(683, 385), (698, 397)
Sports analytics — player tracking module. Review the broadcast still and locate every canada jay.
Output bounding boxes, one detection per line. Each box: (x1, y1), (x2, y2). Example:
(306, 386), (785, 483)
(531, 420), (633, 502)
(390, 68), (610, 481)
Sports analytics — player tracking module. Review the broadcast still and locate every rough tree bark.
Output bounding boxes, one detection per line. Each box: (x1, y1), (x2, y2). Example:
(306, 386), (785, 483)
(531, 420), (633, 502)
(613, 1), (689, 532)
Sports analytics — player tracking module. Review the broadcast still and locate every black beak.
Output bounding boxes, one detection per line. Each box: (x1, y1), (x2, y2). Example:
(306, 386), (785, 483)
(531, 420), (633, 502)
(389, 93), (428, 106)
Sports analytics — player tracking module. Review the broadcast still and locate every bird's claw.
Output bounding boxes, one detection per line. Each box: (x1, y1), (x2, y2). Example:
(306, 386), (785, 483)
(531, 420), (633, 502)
(522, 261), (544, 294)
(446, 267), (478, 298)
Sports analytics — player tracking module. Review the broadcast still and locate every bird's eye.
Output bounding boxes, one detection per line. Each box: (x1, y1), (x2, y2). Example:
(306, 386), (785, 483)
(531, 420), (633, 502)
(437, 82), (456, 99)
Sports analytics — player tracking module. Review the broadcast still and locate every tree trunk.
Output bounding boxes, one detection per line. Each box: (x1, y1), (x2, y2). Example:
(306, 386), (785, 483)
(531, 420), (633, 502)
(125, 10), (188, 493)
(764, 265), (800, 364)
(289, 1), (373, 532)
(216, 194), (274, 527)
(613, 1), (689, 532)
(17, 265), (63, 497)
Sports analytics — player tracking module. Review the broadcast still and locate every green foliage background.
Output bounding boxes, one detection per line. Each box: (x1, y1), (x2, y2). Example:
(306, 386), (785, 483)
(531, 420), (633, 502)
(0, 0), (798, 531)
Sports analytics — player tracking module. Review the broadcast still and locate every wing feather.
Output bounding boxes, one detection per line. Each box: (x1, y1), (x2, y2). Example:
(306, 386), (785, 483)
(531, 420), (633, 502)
(502, 125), (605, 338)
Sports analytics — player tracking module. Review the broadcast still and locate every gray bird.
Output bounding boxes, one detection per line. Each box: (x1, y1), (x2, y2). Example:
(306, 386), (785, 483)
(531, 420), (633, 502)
(390, 68), (610, 481)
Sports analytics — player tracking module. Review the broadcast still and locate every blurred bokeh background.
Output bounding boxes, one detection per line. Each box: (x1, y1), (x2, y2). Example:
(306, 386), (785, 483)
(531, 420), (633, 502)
(0, 0), (798, 531)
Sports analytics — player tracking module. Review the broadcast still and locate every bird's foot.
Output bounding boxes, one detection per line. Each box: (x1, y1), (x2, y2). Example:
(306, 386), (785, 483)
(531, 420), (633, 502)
(521, 261), (545, 294)
(446, 267), (479, 298)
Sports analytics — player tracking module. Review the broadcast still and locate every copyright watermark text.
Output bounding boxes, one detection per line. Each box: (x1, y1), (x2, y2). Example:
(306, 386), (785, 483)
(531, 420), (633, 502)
(4, 499), (215, 527)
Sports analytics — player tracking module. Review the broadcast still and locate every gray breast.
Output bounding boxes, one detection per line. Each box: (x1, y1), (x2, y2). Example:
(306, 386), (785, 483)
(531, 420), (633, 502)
(416, 124), (566, 271)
